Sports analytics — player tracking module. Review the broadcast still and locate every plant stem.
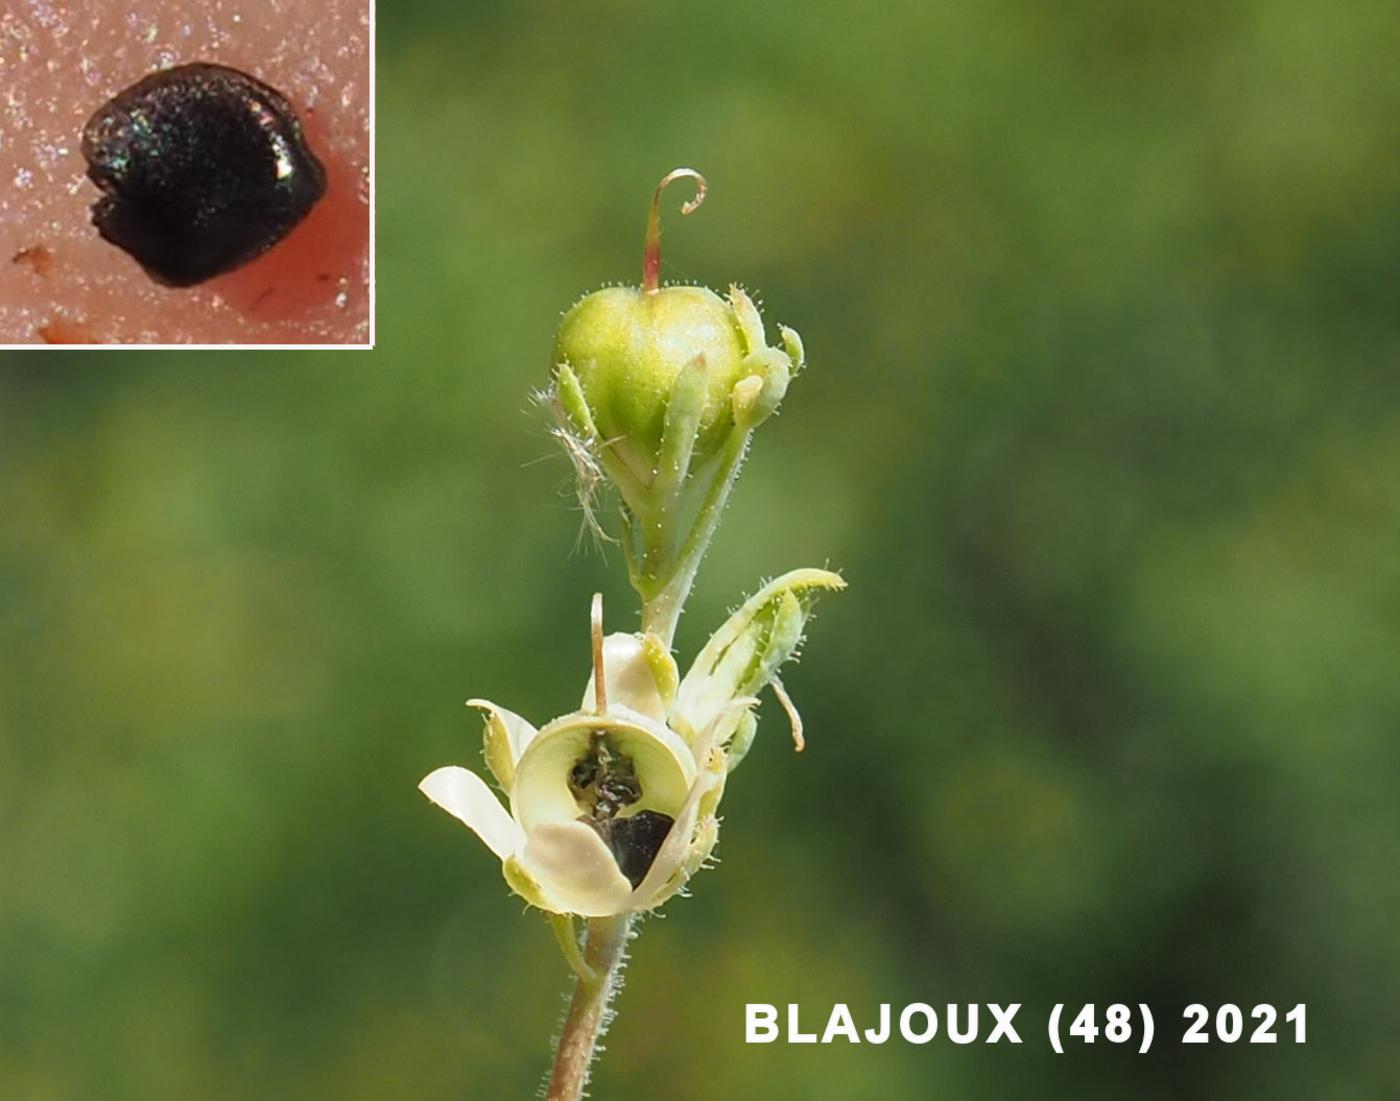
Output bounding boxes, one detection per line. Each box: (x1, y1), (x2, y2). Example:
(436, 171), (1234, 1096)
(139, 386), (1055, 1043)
(640, 580), (685, 643)
(544, 913), (634, 1101)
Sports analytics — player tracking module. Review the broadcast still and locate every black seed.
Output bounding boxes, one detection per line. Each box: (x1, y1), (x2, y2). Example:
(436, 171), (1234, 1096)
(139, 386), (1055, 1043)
(585, 810), (675, 889)
(81, 62), (327, 287)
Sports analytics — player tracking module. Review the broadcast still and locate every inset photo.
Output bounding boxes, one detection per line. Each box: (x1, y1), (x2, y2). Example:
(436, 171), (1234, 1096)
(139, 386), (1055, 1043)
(0, 0), (373, 346)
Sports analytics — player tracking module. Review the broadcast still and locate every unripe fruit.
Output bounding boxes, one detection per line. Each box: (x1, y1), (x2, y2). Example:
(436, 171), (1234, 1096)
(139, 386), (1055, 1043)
(554, 284), (750, 477)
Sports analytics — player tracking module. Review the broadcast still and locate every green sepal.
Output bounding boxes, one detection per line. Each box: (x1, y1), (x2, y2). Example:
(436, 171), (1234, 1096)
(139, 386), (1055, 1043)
(698, 744), (728, 819)
(469, 699), (536, 791)
(733, 347), (791, 429)
(779, 325), (805, 375)
(483, 720), (514, 790)
(503, 854), (554, 911)
(725, 709), (758, 772)
(554, 362), (600, 440)
(653, 353), (708, 506)
(640, 634), (679, 712)
(729, 285), (766, 353)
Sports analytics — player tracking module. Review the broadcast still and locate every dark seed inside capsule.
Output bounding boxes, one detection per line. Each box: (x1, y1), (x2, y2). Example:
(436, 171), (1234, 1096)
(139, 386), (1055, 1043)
(81, 62), (327, 287)
(584, 810), (676, 889)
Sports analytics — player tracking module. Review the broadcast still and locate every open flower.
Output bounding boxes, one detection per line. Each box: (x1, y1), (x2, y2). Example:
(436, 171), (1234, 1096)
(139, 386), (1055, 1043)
(419, 569), (844, 917)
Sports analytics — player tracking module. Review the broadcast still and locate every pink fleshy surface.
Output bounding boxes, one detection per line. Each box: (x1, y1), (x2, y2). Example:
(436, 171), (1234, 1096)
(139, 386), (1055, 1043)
(0, 0), (370, 345)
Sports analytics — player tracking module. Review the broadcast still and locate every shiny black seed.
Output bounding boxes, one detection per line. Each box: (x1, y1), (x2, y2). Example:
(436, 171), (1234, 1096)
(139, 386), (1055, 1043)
(81, 62), (326, 287)
(585, 810), (676, 889)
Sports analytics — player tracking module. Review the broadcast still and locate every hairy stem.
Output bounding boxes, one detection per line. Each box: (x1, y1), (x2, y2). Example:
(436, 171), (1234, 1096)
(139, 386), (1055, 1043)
(544, 913), (634, 1101)
(637, 428), (750, 644)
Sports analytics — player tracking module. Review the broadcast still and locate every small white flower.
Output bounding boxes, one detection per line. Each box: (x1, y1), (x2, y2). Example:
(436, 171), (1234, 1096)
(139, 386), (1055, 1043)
(419, 570), (843, 917)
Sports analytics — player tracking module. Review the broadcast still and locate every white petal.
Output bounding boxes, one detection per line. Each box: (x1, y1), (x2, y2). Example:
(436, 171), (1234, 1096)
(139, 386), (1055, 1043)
(419, 766), (525, 861)
(579, 633), (672, 721)
(519, 821), (633, 917)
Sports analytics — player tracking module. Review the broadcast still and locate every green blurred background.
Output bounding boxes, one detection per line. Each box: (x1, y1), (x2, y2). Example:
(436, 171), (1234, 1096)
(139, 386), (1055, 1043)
(4, 0), (1400, 1096)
